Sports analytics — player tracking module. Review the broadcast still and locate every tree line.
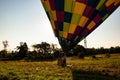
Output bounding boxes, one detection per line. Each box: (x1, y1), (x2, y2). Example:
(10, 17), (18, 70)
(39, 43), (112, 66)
(0, 40), (120, 61)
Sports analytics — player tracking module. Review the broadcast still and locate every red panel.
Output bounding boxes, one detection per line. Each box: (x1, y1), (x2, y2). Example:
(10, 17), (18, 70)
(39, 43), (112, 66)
(68, 33), (72, 40)
(81, 28), (89, 36)
(76, 0), (87, 4)
(49, 0), (55, 10)
(93, 14), (102, 23)
(83, 6), (95, 18)
(56, 11), (64, 22)
(74, 26), (83, 35)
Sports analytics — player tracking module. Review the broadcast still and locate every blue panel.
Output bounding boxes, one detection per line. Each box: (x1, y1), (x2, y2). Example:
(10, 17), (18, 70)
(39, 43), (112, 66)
(64, 12), (72, 23)
(55, 0), (64, 11)
(87, 0), (100, 7)
(57, 22), (63, 31)
(99, 9), (107, 16)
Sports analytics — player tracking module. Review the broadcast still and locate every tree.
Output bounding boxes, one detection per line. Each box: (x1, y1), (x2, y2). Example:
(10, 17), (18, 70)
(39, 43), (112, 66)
(15, 42), (28, 59)
(32, 44), (42, 53)
(40, 42), (51, 54)
(0, 40), (9, 58)
(32, 42), (52, 54)
(50, 44), (57, 53)
(73, 45), (86, 58)
(32, 42), (54, 60)
(0, 50), (7, 58)
(2, 40), (8, 50)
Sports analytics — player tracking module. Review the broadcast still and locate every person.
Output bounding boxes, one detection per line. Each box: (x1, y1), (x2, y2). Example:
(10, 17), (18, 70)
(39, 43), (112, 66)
(57, 51), (66, 67)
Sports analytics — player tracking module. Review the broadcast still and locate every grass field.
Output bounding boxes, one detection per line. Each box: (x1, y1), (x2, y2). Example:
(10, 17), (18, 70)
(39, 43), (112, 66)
(0, 54), (120, 80)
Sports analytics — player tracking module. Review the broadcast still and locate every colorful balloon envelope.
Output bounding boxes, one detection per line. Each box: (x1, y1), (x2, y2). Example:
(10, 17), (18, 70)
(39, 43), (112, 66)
(41, 0), (120, 52)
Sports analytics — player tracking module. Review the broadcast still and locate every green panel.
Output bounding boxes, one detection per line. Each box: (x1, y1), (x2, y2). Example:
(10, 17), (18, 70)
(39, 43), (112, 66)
(96, 0), (107, 10)
(48, 11), (53, 20)
(59, 31), (63, 37)
(63, 22), (70, 32)
(71, 1), (76, 12)
(42, 2), (47, 11)
(74, 36), (84, 42)
(102, 14), (109, 21)
(71, 14), (81, 25)
(64, 0), (73, 12)
(74, 36), (79, 41)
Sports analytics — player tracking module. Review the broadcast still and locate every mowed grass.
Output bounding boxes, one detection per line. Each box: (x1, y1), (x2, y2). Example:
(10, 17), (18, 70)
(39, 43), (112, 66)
(0, 54), (120, 80)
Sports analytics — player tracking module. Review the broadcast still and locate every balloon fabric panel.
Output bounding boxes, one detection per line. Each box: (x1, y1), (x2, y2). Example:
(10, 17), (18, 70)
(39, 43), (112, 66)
(64, 0), (73, 12)
(41, 0), (120, 52)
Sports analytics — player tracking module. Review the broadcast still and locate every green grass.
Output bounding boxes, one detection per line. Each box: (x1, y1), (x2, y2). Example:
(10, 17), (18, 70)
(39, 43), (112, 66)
(0, 54), (120, 80)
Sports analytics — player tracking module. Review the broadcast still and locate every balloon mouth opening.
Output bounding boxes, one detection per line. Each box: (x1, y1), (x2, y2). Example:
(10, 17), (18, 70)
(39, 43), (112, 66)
(58, 38), (76, 53)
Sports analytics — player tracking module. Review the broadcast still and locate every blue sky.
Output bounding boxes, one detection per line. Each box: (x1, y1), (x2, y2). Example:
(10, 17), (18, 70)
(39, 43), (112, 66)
(0, 0), (120, 50)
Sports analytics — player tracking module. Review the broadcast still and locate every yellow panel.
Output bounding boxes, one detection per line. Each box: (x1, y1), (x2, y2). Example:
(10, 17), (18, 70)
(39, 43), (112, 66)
(79, 16), (89, 27)
(51, 10), (57, 21)
(63, 32), (68, 39)
(50, 20), (56, 29)
(106, 0), (120, 6)
(87, 21), (96, 30)
(44, 0), (51, 11)
(73, 2), (86, 15)
(69, 24), (77, 34)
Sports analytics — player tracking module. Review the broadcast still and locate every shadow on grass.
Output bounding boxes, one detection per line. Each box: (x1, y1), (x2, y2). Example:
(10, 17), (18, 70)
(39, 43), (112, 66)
(0, 58), (55, 62)
(72, 70), (119, 80)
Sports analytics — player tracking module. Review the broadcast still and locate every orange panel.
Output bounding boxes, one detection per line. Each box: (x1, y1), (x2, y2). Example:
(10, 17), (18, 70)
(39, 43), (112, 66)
(87, 21), (96, 30)
(51, 10), (57, 21)
(50, 20), (56, 29)
(106, 0), (120, 6)
(63, 32), (68, 39)
(44, 0), (51, 11)
(69, 24), (77, 34)
(79, 16), (89, 27)
(73, 2), (86, 15)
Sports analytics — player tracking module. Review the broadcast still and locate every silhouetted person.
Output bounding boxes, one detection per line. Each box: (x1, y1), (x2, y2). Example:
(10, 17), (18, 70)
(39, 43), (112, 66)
(57, 51), (66, 67)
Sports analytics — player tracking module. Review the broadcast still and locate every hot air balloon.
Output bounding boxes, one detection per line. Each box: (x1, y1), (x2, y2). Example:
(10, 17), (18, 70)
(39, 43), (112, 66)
(41, 0), (120, 53)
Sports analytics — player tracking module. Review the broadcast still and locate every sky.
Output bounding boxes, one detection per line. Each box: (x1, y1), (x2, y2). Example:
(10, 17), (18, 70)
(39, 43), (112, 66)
(0, 0), (120, 51)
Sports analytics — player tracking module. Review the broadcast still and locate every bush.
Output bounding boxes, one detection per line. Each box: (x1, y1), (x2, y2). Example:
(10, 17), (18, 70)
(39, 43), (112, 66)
(105, 53), (110, 58)
(91, 55), (96, 59)
(0, 75), (8, 80)
(53, 50), (59, 58)
(78, 52), (84, 59)
(7, 72), (20, 80)
(0, 72), (20, 80)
